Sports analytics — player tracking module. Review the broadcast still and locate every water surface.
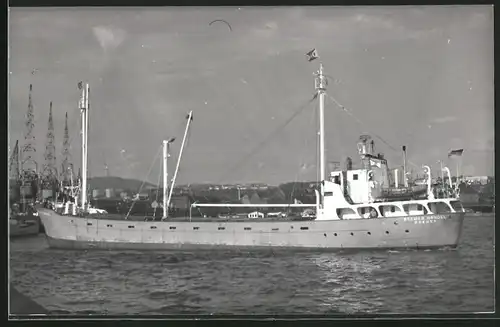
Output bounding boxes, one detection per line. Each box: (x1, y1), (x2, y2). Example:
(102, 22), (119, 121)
(10, 215), (494, 315)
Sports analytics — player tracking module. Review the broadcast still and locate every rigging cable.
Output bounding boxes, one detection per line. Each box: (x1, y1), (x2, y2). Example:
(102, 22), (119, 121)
(290, 103), (317, 203)
(217, 94), (317, 184)
(326, 93), (421, 170)
(125, 145), (162, 220)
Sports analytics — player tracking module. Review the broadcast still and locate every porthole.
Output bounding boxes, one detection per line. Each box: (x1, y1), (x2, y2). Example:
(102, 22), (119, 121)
(405, 229), (409, 233)
(350, 232), (354, 236)
(106, 224), (113, 228)
(323, 233), (327, 237)
(367, 231), (371, 235)
(334, 233), (338, 236)
(385, 231), (389, 234)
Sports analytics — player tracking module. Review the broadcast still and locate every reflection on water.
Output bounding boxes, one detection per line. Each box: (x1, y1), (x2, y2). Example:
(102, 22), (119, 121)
(9, 216), (494, 314)
(312, 255), (385, 313)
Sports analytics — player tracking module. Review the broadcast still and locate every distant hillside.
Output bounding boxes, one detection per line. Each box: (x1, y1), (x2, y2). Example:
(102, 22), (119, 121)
(88, 176), (156, 192)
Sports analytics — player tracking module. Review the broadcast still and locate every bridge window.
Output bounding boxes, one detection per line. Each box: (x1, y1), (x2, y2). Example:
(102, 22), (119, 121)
(336, 208), (356, 219)
(324, 192), (333, 196)
(391, 206), (395, 213)
(358, 206), (378, 218)
(272, 228), (279, 231)
(128, 225), (135, 229)
(169, 226), (176, 230)
(300, 227), (309, 230)
(353, 174), (358, 180)
(334, 175), (340, 184)
(150, 226), (157, 229)
(218, 227), (225, 230)
(244, 227), (251, 231)
(403, 203), (428, 215)
(193, 227), (199, 230)
(87, 222), (92, 226)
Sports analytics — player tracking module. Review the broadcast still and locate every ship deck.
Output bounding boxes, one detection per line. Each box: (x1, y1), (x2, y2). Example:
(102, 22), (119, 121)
(83, 214), (316, 223)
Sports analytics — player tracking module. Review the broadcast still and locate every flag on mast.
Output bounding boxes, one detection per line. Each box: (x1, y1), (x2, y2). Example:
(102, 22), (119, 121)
(305, 48), (319, 62)
(448, 149), (464, 157)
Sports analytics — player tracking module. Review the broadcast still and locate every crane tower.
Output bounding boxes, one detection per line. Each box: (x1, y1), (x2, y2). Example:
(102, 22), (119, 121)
(60, 112), (72, 185)
(41, 101), (58, 199)
(20, 84), (38, 200)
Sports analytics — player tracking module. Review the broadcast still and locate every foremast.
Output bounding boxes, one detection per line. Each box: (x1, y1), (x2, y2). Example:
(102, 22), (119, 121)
(162, 137), (176, 219)
(161, 111), (193, 221)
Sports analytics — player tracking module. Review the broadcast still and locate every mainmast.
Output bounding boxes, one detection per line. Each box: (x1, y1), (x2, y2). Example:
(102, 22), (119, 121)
(78, 82), (90, 209)
(314, 64), (327, 189)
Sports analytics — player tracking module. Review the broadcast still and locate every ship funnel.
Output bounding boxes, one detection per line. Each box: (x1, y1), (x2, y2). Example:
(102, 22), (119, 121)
(357, 135), (372, 156)
(402, 145), (408, 187)
(345, 157), (353, 170)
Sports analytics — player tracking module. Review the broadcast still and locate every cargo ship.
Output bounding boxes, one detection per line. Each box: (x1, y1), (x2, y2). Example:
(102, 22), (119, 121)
(38, 60), (465, 250)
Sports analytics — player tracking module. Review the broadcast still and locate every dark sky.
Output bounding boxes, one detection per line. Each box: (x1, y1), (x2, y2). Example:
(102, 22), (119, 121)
(9, 6), (494, 185)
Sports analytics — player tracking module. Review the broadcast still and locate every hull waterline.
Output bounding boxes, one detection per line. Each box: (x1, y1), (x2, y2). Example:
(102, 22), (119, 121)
(38, 208), (464, 251)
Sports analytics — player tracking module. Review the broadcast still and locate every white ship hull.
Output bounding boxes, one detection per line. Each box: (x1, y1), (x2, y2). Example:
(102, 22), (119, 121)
(38, 208), (464, 251)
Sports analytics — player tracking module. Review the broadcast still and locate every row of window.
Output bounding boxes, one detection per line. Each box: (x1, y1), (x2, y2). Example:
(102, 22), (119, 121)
(343, 202), (458, 217)
(84, 222), (409, 235)
(88, 222), (305, 231)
